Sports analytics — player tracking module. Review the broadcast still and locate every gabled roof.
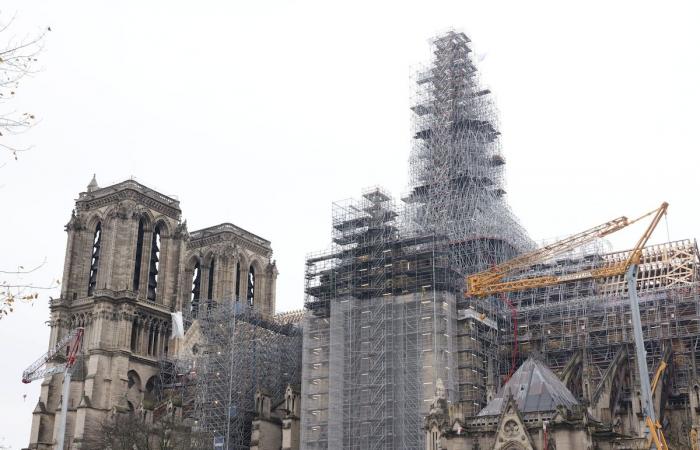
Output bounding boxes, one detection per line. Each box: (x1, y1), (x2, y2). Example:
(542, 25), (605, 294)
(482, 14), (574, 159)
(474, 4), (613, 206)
(477, 357), (578, 416)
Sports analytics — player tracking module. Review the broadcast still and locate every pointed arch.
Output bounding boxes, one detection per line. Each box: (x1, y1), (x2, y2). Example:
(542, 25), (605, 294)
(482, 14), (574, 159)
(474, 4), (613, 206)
(127, 370), (142, 391)
(247, 258), (264, 308)
(85, 213), (104, 234)
(152, 218), (171, 238)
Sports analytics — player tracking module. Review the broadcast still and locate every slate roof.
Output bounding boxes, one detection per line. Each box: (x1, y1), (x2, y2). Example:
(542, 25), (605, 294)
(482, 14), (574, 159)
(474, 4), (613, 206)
(477, 357), (579, 416)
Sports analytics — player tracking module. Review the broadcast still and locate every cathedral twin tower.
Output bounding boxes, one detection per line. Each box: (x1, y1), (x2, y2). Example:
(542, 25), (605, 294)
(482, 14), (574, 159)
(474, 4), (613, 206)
(28, 177), (278, 449)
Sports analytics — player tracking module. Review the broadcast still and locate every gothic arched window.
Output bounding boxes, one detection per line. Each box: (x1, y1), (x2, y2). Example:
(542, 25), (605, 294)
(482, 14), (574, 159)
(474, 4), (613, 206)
(247, 265), (255, 307)
(87, 222), (102, 296)
(147, 224), (162, 302)
(235, 261), (241, 301)
(147, 321), (154, 355)
(191, 261), (201, 318)
(130, 317), (139, 352)
(133, 218), (145, 292)
(207, 258), (215, 310)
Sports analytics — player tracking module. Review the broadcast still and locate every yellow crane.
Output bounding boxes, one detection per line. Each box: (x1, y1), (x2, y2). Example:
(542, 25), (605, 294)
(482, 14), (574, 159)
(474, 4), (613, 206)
(466, 203), (668, 297)
(465, 202), (669, 449)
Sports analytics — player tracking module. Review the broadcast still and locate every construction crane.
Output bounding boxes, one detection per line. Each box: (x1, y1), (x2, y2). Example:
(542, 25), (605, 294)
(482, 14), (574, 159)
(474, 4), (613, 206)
(466, 203), (667, 297)
(22, 327), (84, 450)
(465, 202), (669, 449)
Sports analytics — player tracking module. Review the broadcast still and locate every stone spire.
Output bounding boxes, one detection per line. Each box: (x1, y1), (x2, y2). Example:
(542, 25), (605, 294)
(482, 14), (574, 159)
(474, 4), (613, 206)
(87, 174), (99, 192)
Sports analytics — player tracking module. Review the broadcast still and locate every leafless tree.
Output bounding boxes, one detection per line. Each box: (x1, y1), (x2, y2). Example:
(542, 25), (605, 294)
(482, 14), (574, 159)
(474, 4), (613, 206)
(0, 13), (46, 166)
(82, 412), (207, 450)
(0, 12), (53, 319)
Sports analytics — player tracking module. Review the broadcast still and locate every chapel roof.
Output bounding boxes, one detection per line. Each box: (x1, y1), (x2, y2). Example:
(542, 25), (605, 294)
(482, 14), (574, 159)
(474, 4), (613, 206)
(477, 357), (579, 416)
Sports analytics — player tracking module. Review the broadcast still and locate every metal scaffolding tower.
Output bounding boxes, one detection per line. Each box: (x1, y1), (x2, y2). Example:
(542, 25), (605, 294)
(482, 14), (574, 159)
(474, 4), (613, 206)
(302, 188), (460, 450)
(159, 300), (302, 449)
(406, 31), (532, 274)
(405, 30), (535, 417)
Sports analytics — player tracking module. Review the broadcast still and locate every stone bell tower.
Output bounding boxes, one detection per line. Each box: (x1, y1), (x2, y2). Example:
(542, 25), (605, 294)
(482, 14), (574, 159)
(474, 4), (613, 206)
(28, 177), (187, 449)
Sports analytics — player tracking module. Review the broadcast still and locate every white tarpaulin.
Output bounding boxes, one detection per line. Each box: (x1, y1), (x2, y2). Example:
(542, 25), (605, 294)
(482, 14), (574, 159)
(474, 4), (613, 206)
(170, 312), (184, 339)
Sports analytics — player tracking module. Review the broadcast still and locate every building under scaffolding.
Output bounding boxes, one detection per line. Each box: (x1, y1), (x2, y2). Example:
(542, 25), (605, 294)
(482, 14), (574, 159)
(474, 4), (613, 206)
(506, 239), (700, 447)
(299, 29), (700, 450)
(301, 31), (536, 449)
(405, 30), (536, 419)
(158, 301), (303, 450)
(301, 188), (461, 450)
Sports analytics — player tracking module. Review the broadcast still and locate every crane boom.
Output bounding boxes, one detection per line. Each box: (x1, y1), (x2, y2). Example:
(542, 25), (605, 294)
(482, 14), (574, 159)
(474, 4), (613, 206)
(466, 203), (668, 297)
(22, 327), (84, 383)
(21, 327), (84, 450)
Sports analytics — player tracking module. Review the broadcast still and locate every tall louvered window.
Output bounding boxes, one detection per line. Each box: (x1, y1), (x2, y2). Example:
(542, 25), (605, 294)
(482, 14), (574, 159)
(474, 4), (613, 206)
(87, 222), (102, 296)
(147, 225), (161, 302)
(235, 261), (241, 300)
(247, 265), (255, 307)
(207, 258), (215, 310)
(133, 218), (145, 292)
(191, 261), (201, 317)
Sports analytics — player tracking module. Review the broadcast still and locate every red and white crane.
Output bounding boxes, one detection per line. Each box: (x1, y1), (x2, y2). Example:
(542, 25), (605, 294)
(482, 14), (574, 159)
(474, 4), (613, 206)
(22, 327), (84, 450)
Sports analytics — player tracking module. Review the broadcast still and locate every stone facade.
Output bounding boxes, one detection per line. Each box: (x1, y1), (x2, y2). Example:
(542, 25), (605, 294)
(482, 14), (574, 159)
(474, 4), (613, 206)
(251, 385), (302, 450)
(27, 177), (278, 449)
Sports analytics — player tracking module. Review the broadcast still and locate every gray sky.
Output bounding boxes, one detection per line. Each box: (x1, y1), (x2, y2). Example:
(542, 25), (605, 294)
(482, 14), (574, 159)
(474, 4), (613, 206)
(1, 1), (699, 447)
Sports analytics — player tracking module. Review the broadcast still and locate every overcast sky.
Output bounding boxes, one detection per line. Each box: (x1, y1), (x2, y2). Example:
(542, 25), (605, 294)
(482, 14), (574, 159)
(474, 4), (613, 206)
(1, 1), (699, 447)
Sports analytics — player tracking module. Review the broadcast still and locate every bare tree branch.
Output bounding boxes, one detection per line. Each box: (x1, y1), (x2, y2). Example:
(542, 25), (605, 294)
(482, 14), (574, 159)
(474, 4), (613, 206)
(0, 12), (47, 165)
(0, 12), (53, 320)
(0, 258), (47, 274)
(1, 259), (59, 319)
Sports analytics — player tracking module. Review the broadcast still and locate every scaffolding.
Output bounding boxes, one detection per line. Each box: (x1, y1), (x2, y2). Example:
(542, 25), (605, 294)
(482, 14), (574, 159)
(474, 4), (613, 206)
(405, 31), (532, 274)
(299, 29), (700, 449)
(302, 187), (460, 450)
(301, 32), (544, 448)
(504, 239), (700, 441)
(403, 30), (536, 417)
(158, 300), (303, 450)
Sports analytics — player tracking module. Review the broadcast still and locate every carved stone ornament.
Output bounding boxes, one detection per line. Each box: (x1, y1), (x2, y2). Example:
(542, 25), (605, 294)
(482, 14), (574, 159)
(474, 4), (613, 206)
(503, 420), (519, 437)
(174, 220), (189, 240)
(120, 200), (138, 219)
(267, 260), (278, 275)
(65, 210), (86, 231)
(210, 242), (238, 259)
(130, 205), (149, 220)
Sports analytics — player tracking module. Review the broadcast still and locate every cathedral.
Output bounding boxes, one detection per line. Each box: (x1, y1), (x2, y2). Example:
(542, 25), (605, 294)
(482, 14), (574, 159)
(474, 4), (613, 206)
(27, 177), (298, 449)
(27, 31), (700, 450)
